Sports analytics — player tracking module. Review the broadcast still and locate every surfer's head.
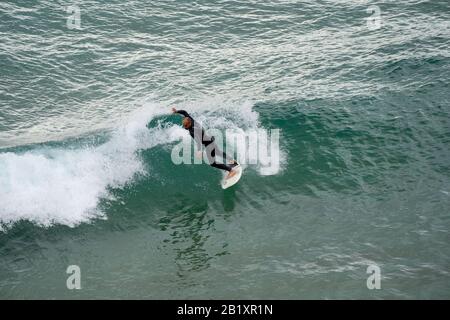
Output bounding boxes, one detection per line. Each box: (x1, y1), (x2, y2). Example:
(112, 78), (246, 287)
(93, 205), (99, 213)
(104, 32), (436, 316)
(182, 117), (192, 129)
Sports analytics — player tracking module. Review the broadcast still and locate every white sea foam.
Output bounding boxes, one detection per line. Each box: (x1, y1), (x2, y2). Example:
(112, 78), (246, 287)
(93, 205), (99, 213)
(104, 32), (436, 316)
(0, 99), (284, 229)
(0, 103), (170, 229)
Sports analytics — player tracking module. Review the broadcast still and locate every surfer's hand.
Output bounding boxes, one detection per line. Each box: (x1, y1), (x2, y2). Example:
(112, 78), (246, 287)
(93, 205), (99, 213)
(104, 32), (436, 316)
(195, 151), (202, 159)
(171, 107), (177, 113)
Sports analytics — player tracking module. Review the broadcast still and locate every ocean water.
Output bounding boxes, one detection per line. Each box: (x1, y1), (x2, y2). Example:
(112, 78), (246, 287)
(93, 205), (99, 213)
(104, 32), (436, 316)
(0, 0), (449, 299)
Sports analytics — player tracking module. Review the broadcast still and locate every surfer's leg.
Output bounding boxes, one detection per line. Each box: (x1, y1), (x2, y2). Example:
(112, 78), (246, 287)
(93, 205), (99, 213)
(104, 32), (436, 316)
(211, 142), (237, 165)
(206, 143), (233, 172)
(208, 146), (238, 178)
(211, 162), (232, 172)
(210, 158), (238, 179)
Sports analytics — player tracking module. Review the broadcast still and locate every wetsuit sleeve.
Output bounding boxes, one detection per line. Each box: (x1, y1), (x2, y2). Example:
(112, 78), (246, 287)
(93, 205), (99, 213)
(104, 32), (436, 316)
(175, 110), (191, 118)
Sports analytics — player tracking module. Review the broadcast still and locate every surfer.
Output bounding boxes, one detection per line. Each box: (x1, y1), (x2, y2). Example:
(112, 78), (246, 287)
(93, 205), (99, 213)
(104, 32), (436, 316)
(172, 108), (239, 179)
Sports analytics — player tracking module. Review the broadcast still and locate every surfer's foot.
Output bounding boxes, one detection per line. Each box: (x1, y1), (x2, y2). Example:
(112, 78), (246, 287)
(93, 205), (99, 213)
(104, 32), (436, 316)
(229, 160), (238, 167)
(226, 169), (238, 179)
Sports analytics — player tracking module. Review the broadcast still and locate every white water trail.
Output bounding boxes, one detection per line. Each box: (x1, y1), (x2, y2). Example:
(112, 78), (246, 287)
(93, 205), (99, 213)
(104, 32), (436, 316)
(0, 98), (285, 230)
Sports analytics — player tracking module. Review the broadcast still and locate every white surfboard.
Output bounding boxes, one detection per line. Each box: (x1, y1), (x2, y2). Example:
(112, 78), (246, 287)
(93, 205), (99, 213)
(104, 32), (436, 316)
(221, 165), (243, 189)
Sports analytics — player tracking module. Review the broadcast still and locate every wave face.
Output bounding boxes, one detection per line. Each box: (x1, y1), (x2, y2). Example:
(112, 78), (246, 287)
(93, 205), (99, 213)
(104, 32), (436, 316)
(1, 0), (450, 299)
(0, 101), (276, 228)
(0, 105), (160, 227)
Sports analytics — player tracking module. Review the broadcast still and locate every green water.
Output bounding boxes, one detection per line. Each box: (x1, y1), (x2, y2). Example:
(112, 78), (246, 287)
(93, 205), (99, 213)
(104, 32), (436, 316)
(0, 0), (449, 299)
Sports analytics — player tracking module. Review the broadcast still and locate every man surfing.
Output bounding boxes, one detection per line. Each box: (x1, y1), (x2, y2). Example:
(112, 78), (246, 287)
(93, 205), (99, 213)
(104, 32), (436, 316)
(172, 108), (239, 179)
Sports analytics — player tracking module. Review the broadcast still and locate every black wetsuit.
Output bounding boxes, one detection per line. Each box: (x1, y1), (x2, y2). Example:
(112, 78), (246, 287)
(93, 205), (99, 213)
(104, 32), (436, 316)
(175, 110), (236, 172)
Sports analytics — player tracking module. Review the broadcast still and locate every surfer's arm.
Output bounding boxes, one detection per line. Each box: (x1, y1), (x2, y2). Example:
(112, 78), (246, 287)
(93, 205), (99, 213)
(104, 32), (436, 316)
(173, 109), (191, 118)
